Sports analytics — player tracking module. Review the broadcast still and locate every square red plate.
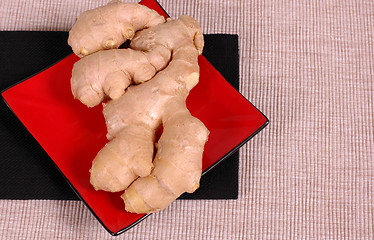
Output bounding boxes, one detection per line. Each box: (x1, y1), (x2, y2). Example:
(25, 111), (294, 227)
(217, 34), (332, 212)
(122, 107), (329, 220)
(1, 0), (268, 235)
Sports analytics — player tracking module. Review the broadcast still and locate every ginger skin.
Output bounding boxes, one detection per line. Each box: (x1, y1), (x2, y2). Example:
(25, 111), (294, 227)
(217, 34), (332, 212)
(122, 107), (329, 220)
(68, 0), (165, 57)
(69, 2), (208, 214)
(71, 48), (165, 107)
(70, 46), (172, 107)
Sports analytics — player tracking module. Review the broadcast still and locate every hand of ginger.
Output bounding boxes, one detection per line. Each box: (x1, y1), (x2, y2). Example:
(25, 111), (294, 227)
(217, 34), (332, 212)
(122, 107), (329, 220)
(68, 2), (209, 214)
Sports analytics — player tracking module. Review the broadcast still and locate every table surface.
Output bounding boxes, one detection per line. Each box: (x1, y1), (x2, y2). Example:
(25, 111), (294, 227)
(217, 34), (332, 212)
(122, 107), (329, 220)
(1, 0), (373, 239)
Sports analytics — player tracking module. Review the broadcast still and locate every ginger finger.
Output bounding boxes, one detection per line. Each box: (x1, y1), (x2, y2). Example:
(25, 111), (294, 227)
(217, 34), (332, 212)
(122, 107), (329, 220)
(71, 49), (159, 107)
(90, 125), (155, 192)
(68, 1), (165, 57)
(130, 15), (204, 69)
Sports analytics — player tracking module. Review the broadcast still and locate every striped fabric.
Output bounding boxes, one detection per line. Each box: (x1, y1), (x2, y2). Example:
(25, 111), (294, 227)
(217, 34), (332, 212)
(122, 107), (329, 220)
(1, 0), (373, 239)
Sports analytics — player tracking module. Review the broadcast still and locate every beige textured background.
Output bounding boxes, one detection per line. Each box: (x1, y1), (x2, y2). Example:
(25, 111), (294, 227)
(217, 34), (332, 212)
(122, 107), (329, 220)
(1, 0), (373, 239)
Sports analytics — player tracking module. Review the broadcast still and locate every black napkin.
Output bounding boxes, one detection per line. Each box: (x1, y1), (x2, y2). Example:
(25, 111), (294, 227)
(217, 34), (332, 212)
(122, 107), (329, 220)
(0, 32), (239, 200)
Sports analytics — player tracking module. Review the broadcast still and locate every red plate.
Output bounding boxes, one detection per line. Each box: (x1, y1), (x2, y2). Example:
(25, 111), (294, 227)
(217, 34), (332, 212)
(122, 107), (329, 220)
(1, 0), (268, 235)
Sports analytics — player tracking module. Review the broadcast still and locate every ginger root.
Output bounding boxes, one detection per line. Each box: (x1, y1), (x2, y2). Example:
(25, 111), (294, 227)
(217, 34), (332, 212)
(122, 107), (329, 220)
(68, 2), (209, 214)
